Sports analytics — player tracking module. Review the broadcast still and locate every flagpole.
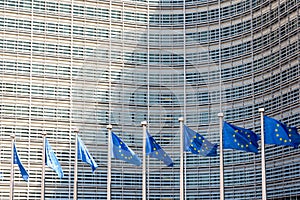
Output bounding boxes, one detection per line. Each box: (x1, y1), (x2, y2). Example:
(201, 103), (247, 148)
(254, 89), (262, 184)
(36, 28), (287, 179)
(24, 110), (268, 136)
(178, 117), (184, 200)
(41, 132), (46, 200)
(10, 134), (15, 200)
(141, 121), (147, 200)
(218, 113), (224, 200)
(73, 128), (79, 200)
(259, 108), (267, 200)
(107, 124), (112, 200)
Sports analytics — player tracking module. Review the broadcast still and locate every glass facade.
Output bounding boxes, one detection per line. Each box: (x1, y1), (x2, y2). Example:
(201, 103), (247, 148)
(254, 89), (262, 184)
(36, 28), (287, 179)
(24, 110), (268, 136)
(0, 0), (299, 199)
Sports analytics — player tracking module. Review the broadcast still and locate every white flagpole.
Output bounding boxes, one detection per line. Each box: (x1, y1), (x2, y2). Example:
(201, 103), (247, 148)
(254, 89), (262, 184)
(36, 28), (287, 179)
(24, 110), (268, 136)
(178, 117), (184, 200)
(10, 134), (15, 200)
(218, 113), (224, 200)
(141, 121), (147, 200)
(41, 132), (46, 200)
(107, 124), (112, 200)
(73, 128), (79, 200)
(259, 108), (267, 200)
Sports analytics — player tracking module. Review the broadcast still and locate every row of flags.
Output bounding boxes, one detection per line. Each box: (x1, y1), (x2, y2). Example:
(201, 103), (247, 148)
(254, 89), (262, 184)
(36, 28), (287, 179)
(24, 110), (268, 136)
(10, 115), (300, 181)
(12, 135), (98, 181)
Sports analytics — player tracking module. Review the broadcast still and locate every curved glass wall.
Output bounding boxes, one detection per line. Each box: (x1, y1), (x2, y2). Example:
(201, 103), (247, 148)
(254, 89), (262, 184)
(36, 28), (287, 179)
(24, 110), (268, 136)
(0, 0), (299, 199)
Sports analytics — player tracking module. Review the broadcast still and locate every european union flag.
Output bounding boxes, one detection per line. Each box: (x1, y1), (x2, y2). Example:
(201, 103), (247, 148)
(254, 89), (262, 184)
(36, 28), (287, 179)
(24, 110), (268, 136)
(264, 116), (295, 147)
(111, 132), (141, 166)
(78, 136), (98, 172)
(13, 143), (29, 181)
(146, 131), (174, 167)
(184, 125), (218, 156)
(45, 138), (64, 179)
(289, 127), (300, 148)
(223, 122), (259, 153)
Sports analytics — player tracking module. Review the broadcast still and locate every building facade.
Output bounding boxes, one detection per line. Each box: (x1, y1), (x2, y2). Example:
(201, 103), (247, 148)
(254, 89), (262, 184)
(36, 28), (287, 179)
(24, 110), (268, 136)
(0, 0), (299, 199)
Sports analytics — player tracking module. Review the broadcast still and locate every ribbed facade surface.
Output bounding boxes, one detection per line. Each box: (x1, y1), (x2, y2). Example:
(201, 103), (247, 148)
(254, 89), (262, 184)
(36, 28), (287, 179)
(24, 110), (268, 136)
(0, 0), (299, 199)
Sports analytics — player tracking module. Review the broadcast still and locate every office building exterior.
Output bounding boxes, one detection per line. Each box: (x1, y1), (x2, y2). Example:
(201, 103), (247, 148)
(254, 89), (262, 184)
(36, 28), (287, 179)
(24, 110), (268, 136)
(0, 0), (299, 199)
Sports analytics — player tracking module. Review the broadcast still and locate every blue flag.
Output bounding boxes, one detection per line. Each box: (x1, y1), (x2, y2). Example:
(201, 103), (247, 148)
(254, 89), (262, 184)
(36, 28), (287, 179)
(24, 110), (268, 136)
(111, 132), (141, 166)
(13, 143), (29, 181)
(184, 125), (218, 156)
(289, 127), (300, 148)
(77, 136), (98, 172)
(146, 131), (174, 167)
(264, 116), (296, 147)
(45, 138), (64, 179)
(223, 122), (259, 153)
